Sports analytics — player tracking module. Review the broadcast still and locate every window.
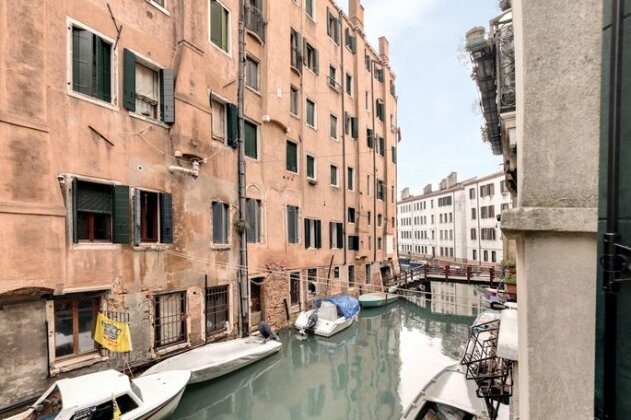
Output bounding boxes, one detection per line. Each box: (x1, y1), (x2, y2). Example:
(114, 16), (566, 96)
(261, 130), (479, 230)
(334, 267), (340, 278)
(481, 228), (496, 240)
(211, 98), (227, 139)
(473, 250), (477, 260)
(286, 141), (298, 173)
(287, 205), (300, 244)
(154, 291), (186, 348)
(305, 0), (315, 19)
(377, 237), (382, 250)
(367, 211), (372, 225)
(330, 165), (339, 187)
(471, 208), (477, 220)
(391, 146), (397, 164)
(377, 180), (385, 200)
(365, 52), (372, 71)
(327, 8), (340, 44)
(330, 222), (344, 248)
(431, 215), (434, 224)
(471, 228), (477, 240)
(306, 98), (316, 127)
(54, 297), (99, 359)
(449, 213), (453, 223)
(367, 128), (374, 148)
(290, 29), (302, 69)
(440, 214), (443, 224)
(347, 167), (354, 191)
(250, 279), (262, 313)
(211, 201), (230, 244)
(348, 265), (355, 287)
(133, 190), (173, 245)
(246, 198), (262, 243)
(209, 0), (230, 52)
(330, 114), (338, 139)
(71, 26), (112, 103)
(344, 28), (357, 53)
(244, 120), (258, 158)
(502, 203), (510, 211)
(246, 56), (259, 91)
(378, 137), (385, 156)
(500, 180), (508, 193)
(492, 251), (497, 263)
(328, 65), (339, 90)
(125, 51), (175, 124)
(131, 61), (160, 119)
(376, 100), (384, 121)
(290, 272), (300, 305)
(377, 214), (383, 226)
(290, 86), (299, 115)
(205, 285), (229, 335)
(304, 41), (319, 74)
(367, 174), (372, 196)
(306, 155), (316, 180)
(304, 218), (322, 249)
(307, 269), (318, 295)
(484, 250), (489, 262)
(366, 264), (372, 284)
(469, 188), (476, 199)
(348, 235), (360, 251)
(347, 207), (356, 223)
(345, 73), (352, 96)
(74, 180), (130, 244)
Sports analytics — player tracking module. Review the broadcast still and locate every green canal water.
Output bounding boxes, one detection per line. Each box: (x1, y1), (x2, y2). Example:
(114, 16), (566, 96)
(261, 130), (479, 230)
(172, 285), (486, 420)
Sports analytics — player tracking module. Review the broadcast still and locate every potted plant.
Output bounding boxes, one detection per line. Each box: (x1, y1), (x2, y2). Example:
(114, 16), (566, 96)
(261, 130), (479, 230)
(503, 273), (517, 295)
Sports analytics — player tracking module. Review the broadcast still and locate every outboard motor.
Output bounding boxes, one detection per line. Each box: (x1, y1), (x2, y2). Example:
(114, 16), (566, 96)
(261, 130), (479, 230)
(258, 322), (279, 342)
(304, 311), (319, 335)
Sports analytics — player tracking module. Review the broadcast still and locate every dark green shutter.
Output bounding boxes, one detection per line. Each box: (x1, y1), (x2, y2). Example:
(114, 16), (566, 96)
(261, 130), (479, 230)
(160, 193), (173, 243)
(72, 28), (93, 96)
(315, 220), (321, 249)
(350, 36), (357, 54)
(227, 103), (239, 148)
(351, 117), (358, 139)
(304, 219), (310, 249)
(367, 129), (374, 148)
(133, 189), (141, 246)
(72, 178), (78, 244)
(329, 222), (334, 248)
(337, 222), (344, 249)
(314, 48), (319, 75)
(392, 146), (397, 163)
(96, 38), (111, 102)
(287, 142), (297, 172)
(160, 69), (175, 124)
(112, 185), (130, 244)
(303, 38), (308, 66)
(210, 0), (223, 46)
(123, 49), (136, 111)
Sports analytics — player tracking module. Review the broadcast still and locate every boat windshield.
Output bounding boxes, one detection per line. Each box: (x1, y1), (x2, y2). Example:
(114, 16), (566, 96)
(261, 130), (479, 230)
(130, 382), (143, 402)
(26, 386), (62, 420)
(417, 402), (477, 420)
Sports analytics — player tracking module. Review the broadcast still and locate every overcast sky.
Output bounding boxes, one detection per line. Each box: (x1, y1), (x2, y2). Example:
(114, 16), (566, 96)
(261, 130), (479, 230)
(342, 0), (502, 196)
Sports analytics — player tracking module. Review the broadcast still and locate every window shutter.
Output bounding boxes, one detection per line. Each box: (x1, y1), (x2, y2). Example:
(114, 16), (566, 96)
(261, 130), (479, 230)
(227, 103), (239, 148)
(72, 28), (94, 97)
(350, 36), (357, 54)
(72, 178), (78, 244)
(160, 69), (175, 124)
(314, 48), (319, 75)
(351, 117), (358, 139)
(160, 192), (173, 243)
(367, 128), (374, 148)
(112, 185), (130, 244)
(329, 222), (334, 248)
(287, 142), (297, 172)
(302, 38), (308, 66)
(123, 49), (136, 111)
(315, 220), (321, 249)
(337, 222), (344, 249)
(96, 38), (111, 102)
(133, 189), (141, 246)
(304, 218), (310, 248)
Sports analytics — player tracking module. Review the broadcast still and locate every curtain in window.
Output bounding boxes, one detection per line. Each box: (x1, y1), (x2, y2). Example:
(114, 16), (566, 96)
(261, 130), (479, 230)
(135, 63), (158, 116)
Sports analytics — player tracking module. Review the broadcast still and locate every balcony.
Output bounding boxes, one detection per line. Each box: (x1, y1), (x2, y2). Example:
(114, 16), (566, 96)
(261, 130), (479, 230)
(245, 5), (265, 42)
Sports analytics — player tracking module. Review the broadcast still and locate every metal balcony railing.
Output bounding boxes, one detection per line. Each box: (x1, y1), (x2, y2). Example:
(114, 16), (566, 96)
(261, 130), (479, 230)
(245, 5), (265, 42)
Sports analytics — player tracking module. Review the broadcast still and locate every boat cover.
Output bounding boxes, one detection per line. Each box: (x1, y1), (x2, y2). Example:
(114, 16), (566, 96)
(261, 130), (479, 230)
(314, 295), (360, 319)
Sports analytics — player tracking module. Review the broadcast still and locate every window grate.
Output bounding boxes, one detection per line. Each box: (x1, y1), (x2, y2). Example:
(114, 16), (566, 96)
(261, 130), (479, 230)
(290, 272), (300, 306)
(205, 285), (229, 336)
(153, 292), (186, 348)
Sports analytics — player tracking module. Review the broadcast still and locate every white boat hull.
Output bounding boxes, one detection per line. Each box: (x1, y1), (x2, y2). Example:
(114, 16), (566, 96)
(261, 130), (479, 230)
(142, 337), (282, 384)
(294, 309), (358, 337)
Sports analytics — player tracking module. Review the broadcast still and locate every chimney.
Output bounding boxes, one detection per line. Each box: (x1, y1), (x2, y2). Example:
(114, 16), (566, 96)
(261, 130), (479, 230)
(349, 0), (364, 29)
(401, 187), (410, 200)
(423, 184), (433, 195)
(447, 172), (458, 188)
(379, 36), (390, 63)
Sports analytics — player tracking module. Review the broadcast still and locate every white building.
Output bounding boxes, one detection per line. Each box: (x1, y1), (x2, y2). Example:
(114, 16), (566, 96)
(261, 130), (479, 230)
(398, 171), (512, 265)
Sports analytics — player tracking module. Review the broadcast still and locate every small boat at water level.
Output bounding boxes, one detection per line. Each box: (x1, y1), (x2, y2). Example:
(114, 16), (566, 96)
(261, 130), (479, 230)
(359, 292), (399, 308)
(295, 295), (360, 337)
(6, 369), (190, 420)
(401, 364), (490, 420)
(142, 336), (282, 384)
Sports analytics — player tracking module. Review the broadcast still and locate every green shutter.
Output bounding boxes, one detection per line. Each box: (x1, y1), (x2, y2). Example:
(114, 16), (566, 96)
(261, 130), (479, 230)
(304, 219), (310, 249)
(160, 192), (173, 243)
(210, 0), (223, 47)
(123, 49), (136, 111)
(245, 121), (258, 158)
(287, 142), (297, 172)
(227, 103), (239, 148)
(307, 156), (315, 178)
(314, 48), (319, 75)
(112, 185), (130, 244)
(351, 117), (358, 139)
(96, 37), (111, 102)
(160, 69), (175, 124)
(367, 129), (374, 148)
(392, 146), (397, 164)
(337, 222), (344, 249)
(72, 178), (78, 244)
(329, 222), (334, 248)
(72, 28), (93, 96)
(133, 189), (141, 246)
(315, 220), (321, 249)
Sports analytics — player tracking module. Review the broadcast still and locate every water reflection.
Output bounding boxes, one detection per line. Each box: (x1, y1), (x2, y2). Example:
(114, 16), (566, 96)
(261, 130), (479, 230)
(172, 286), (479, 420)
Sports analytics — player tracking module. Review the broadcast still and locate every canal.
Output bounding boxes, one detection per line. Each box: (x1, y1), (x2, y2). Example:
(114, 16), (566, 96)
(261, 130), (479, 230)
(172, 283), (486, 420)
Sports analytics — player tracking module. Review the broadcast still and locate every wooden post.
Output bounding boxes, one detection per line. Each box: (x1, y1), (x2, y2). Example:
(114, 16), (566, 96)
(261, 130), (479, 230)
(467, 266), (472, 284)
(490, 267), (495, 286)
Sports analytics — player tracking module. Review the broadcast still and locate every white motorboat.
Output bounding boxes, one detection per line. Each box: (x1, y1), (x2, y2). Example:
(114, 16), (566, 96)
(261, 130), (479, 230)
(6, 369), (190, 420)
(401, 364), (491, 420)
(294, 295), (360, 337)
(141, 336), (282, 384)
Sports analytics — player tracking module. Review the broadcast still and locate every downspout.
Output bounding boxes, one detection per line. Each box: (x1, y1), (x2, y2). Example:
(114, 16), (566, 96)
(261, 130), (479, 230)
(237, 0), (250, 337)
(339, 10), (347, 267)
(371, 61), (377, 262)
(452, 191), (456, 261)
(602, 0), (624, 417)
(476, 181), (482, 266)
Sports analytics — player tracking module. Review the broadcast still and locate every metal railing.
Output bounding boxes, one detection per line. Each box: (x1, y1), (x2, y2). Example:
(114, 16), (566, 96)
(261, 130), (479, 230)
(205, 286), (229, 336)
(153, 291), (187, 348)
(245, 5), (265, 42)
(385, 264), (504, 287)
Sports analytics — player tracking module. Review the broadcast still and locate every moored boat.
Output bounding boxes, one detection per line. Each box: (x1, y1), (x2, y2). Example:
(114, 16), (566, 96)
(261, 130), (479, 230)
(6, 369), (190, 420)
(359, 292), (399, 308)
(141, 336), (282, 384)
(294, 295), (360, 337)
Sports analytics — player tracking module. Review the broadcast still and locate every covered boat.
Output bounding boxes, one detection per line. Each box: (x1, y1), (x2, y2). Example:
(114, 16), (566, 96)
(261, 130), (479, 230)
(359, 292), (399, 308)
(141, 336), (282, 384)
(294, 294), (360, 337)
(6, 369), (190, 420)
(401, 364), (491, 419)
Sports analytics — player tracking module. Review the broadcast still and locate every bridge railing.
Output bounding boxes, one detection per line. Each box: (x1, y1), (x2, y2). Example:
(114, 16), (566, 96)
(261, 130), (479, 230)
(386, 264), (504, 287)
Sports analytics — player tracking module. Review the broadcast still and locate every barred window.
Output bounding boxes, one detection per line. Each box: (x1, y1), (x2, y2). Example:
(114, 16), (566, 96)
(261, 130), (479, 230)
(154, 292), (186, 348)
(206, 285), (229, 335)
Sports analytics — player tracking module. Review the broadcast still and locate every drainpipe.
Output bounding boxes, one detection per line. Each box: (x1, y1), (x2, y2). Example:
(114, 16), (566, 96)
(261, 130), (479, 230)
(339, 10), (347, 267)
(168, 160), (200, 178)
(370, 61), (377, 262)
(237, 0), (249, 337)
(602, 0), (625, 417)
(476, 180), (482, 266)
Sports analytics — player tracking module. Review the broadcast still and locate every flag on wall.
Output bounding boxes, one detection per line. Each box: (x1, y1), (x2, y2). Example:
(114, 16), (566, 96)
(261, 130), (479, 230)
(93, 313), (133, 352)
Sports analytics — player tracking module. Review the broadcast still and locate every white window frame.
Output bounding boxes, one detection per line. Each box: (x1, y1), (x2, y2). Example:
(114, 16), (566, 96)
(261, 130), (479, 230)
(330, 165), (339, 188)
(306, 154), (317, 181)
(329, 113), (338, 140)
(210, 92), (229, 144)
(347, 167), (354, 191)
(146, 0), (170, 15)
(290, 85), (300, 117)
(286, 140), (299, 174)
(305, 98), (317, 128)
(305, 0), (316, 22)
(208, 0), (232, 56)
(66, 18), (118, 110)
(244, 118), (260, 160)
(129, 51), (164, 124)
(246, 55), (260, 92)
(211, 200), (231, 247)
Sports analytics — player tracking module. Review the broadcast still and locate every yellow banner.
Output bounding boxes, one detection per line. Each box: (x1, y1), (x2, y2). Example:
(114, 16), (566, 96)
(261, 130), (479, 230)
(94, 313), (133, 353)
